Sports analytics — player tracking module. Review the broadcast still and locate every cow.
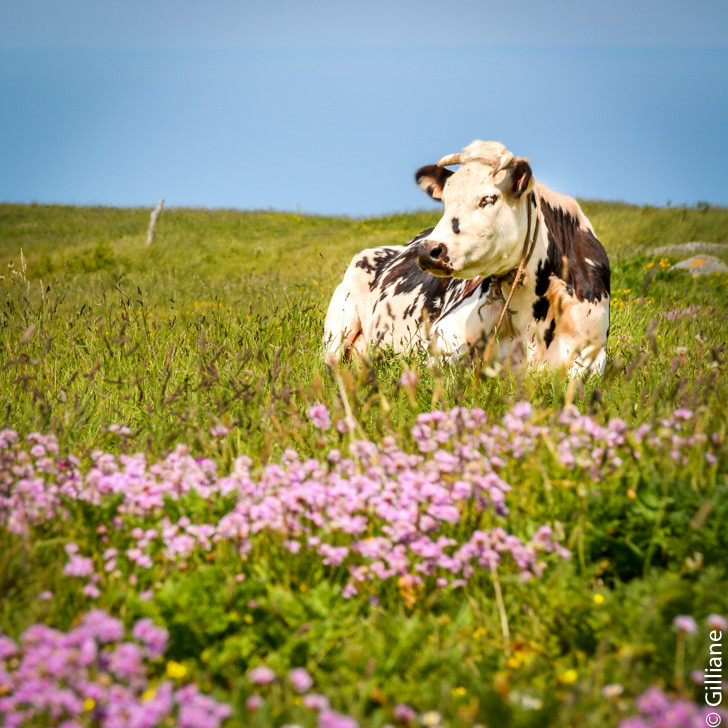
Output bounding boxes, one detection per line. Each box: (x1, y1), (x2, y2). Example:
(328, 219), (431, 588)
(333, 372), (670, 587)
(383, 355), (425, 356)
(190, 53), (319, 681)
(323, 140), (610, 376)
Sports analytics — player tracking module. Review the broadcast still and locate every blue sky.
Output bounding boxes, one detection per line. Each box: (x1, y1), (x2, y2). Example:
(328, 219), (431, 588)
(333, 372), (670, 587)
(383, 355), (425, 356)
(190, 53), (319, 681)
(1, 1), (726, 216)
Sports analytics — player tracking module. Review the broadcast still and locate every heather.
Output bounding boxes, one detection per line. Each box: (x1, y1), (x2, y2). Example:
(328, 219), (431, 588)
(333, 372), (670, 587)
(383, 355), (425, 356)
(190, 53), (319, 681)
(1, 202), (727, 727)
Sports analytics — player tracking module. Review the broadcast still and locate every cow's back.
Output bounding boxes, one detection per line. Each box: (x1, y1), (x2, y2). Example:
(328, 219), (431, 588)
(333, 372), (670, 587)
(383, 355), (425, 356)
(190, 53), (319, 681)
(323, 230), (493, 359)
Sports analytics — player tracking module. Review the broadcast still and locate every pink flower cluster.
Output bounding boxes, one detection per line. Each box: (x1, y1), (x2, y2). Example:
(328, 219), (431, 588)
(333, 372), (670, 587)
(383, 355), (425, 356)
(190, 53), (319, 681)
(308, 404), (332, 431)
(216, 406), (571, 596)
(663, 304), (714, 321)
(620, 686), (727, 728)
(246, 664), (358, 727)
(0, 610), (230, 728)
(0, 401), (721, 602)
(0, 430), (74, 536)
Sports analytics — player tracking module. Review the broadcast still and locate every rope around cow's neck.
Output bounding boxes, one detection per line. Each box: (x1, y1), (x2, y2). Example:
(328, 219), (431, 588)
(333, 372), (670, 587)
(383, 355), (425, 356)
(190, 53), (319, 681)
(483, 190), (541, 363)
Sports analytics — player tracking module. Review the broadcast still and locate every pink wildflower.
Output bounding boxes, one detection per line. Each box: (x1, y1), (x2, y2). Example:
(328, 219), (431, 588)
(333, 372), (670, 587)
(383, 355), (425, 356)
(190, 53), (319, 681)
(399, 370), (419, 388)
(308, 404), (332, 431)
(209, 424), (230, 438)
(289, 667), (314, 693)
(246, 694), (264, 710)
(672, 615), (698, 634)
(394, 702), (417, 722)
(249, 665), (276, 685)
(707, 614), (728, 631)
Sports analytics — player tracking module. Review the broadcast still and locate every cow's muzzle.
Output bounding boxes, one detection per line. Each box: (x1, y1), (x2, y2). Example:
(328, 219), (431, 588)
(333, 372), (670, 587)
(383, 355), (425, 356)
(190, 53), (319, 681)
(418, 240), (453, 276)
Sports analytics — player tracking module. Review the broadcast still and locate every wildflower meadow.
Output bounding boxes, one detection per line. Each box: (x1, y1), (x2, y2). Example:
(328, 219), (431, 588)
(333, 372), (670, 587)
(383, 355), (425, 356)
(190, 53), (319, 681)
(1, 201), (727, 727)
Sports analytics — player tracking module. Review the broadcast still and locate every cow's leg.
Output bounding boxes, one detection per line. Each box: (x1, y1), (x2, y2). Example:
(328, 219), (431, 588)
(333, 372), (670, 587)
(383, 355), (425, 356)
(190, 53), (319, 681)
(323, 278), (364, 365)
(569, 343), (606, 377)
(541, 282), (610, 376)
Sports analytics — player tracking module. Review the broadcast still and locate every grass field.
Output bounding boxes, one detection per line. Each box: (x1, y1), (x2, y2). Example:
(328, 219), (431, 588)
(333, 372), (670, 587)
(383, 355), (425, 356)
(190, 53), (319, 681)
(1, 200), (727, 727)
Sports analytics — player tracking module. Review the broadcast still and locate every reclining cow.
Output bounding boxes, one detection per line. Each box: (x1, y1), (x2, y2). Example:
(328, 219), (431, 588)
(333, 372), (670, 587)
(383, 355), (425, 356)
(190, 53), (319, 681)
(323, 140), (610, 376)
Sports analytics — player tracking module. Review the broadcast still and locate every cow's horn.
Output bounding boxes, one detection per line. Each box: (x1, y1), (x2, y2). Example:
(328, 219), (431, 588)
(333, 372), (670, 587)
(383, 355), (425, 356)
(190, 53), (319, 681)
(437, 153), (463, 167)
(494, 152), (515, 174)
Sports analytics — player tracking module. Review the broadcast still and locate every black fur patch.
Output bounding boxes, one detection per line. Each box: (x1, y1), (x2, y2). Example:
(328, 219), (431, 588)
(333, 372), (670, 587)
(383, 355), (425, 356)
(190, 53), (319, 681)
(538, 196), (610, 302)
(380, 245), (452, 320)
(355, 256), (375, 274)
(532, 296), (549, 321)
(534, 258), (550, 297)
(544, 318), (556, 348)
(403, 299), (418, 318)
(451, 217), (460, 234)
(366, 247), (406, 292)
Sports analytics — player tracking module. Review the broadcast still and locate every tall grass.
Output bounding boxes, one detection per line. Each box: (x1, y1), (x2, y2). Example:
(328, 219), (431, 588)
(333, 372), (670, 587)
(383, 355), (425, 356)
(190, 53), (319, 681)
(0, 201), (726, 727)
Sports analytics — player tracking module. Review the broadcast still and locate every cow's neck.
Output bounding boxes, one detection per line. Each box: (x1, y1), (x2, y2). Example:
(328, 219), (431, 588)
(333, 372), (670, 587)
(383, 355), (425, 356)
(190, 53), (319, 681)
(495, 196), (549, 330)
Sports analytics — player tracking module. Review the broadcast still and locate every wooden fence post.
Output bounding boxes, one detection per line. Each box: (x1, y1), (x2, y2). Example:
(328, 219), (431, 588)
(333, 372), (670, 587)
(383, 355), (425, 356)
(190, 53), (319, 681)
(146, 199), (164, 245)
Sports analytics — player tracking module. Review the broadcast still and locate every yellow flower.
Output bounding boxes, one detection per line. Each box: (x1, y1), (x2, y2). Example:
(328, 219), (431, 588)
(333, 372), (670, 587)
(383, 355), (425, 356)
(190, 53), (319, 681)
(142, 687), (157, 703)
(559, 669), (578, 684)
(593, 593), (605, 605)
(84, 698), (96, 712)
(507, 654), (522, 669)
(451, 686), (467, 697)
(166, 661), (187, 679)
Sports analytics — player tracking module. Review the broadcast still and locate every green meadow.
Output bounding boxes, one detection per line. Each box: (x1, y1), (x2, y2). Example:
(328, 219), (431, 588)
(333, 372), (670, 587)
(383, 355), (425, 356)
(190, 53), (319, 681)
(0, 200), (727, 727)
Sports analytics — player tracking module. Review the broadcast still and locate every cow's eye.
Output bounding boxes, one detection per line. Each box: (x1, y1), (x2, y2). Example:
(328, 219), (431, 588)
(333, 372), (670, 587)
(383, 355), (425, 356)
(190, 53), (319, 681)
(479, 195), (498, 207)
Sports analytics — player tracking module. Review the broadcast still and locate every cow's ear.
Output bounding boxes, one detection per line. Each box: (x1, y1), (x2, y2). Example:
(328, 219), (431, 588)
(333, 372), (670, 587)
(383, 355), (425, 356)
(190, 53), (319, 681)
(510, 157), (533, 199)
(415, 165), (453, 200)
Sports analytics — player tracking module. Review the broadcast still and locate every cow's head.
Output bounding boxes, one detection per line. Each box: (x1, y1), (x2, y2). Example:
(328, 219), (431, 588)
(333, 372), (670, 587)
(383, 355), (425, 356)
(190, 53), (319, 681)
(415, 141), (534, 278)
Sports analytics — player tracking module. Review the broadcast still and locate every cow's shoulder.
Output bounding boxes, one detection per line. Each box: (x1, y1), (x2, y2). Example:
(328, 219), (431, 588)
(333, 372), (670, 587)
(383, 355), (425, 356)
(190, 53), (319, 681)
(350, 227), (435, 280)
(535, 184), (610, 304)
(351, 245), (401, 276)
(349, 228), (430, 293)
